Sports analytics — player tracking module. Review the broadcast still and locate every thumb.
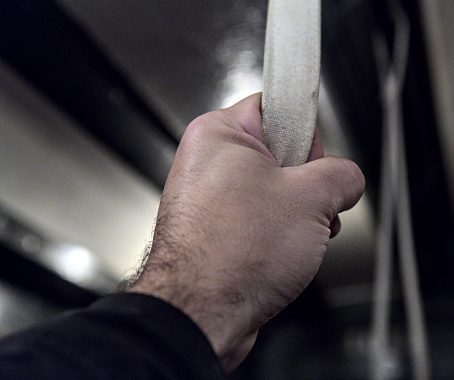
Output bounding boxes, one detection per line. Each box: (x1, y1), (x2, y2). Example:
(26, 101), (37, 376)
(223, 92), (263, 142)
(291, 155), (366, 219)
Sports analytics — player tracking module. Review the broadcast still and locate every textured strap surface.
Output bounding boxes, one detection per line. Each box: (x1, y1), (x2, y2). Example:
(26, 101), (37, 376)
(262, 0), (321, 167)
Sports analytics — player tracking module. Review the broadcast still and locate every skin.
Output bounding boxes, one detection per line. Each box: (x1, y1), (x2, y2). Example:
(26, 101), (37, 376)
(128, 93), (365, 373)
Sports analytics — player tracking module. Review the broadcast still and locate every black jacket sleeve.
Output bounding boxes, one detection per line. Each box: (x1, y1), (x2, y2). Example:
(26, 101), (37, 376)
(0, 293), (226, 379)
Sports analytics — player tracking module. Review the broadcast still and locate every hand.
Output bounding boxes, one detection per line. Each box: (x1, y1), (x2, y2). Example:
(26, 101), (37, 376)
(128, 93), (365, 372)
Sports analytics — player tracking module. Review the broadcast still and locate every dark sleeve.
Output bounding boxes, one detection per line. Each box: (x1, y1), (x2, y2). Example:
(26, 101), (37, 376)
(0, 293), (226, 379)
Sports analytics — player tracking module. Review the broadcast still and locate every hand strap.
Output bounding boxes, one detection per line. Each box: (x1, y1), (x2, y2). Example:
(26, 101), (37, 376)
(261, 0), (321, 167)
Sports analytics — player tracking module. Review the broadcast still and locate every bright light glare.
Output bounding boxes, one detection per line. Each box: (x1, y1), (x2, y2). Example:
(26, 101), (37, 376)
(49, 244), (97, 284)
(218, 50), (263, 109)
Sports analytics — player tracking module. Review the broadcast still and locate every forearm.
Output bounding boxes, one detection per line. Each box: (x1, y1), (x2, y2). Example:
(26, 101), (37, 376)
(0, 293), (226, 379)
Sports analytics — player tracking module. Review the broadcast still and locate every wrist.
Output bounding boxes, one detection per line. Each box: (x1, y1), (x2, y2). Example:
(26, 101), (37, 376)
(128, 262), (257, 372)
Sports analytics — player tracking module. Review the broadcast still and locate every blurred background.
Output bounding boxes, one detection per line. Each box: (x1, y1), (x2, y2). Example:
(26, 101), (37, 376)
(0, 0), (453, 378)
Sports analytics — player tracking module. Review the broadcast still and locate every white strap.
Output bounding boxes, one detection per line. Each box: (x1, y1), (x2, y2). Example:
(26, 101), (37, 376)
(262, 0), (321, 167)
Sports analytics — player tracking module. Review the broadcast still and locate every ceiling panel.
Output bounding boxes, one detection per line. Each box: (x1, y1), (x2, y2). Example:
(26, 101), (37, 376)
(57, 0), (267, 138)
(0, 61), (161, 277)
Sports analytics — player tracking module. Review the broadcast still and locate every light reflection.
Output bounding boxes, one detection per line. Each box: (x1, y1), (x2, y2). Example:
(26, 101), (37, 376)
(44, 243), (97, 285)
(213, 5), (265, 110)
(0, 207), (117, 293)
(218, 50), (263, 109)
(220, 70), (262, 108)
